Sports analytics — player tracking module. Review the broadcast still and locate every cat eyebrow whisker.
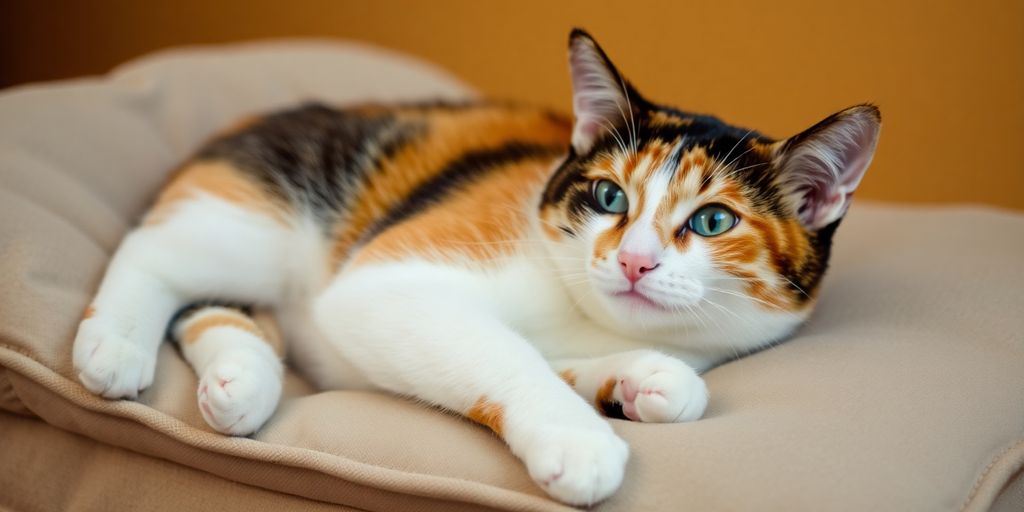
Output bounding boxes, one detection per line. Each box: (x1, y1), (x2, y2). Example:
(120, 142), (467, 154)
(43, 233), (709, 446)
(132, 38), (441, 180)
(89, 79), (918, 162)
(597, 117), (630, 156)
(708, 155), (767, 190)
(700, 130), (755, 190)
(710, 148), (754, 181)
(615, 73), (639, 157)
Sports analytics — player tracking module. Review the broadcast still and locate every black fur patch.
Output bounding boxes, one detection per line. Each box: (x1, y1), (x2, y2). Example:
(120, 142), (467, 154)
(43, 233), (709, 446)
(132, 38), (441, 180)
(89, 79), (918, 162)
(196, 103), (422, 225)
(360, 141), (564, 244)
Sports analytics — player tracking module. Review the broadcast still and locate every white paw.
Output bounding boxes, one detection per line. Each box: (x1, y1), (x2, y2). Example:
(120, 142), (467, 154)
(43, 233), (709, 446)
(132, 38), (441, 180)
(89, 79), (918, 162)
(521, 425), (629, 506)
(197, 353), (281, 436)
(73, 317), (156, 399)
(615, 352), (708, 423)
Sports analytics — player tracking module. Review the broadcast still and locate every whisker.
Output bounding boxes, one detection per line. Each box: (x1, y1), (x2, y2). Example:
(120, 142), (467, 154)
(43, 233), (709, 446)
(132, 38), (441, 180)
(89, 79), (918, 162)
(704, 285), (796, 313)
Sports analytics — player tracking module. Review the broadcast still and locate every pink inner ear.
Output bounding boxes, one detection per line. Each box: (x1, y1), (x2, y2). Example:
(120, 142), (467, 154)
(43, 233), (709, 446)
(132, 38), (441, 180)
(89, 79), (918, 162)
(568, 38), (630, 154)
(784, 109), (881, 229)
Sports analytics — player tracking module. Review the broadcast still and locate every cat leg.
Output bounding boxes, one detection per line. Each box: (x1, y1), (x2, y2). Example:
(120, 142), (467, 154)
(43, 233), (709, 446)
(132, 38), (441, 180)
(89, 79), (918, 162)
(171, 305), (283, 435)
(553, 350), (708, 423)
(73, 228), (187, 398)
(74, 193), (295, 399)
(313, 267), (629, 506)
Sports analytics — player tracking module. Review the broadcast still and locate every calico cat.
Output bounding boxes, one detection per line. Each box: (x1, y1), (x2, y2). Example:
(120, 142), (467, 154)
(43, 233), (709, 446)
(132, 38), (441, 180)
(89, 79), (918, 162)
(72, 29), (880, 505)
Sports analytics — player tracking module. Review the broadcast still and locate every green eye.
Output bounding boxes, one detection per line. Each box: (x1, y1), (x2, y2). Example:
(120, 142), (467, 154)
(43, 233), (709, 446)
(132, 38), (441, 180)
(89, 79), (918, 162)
(593, 180), (628, 214)
(689, 205), (738, 237)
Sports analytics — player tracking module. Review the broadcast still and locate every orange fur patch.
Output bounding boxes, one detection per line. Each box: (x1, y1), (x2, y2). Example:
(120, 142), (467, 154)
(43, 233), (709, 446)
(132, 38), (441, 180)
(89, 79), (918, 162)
(595, 377), (617, 407)
(709, 233), (761, 265)
(712, 213), (817, 310)
(182, 310), (263, 345)
(540, 214), (564, 241)
(349, 152), (560, 266)
(691, 152), (707, 171)
(647, 111), (693, 128)
(332, 107), (570, 267)
(626, 141), (670, 182)
(592, 222), (627, 261)
(82, 305), (95, 320)
(216, 114), (261, 137)
(559, 369), (578, 387)
(145, 161), (289, 226)
(466, 396), (505, 437)
(714, 181), (747, 207)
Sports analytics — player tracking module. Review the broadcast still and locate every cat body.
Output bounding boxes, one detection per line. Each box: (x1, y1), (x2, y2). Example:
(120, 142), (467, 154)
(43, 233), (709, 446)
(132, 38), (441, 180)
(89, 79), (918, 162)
(73, 31), (880, 505)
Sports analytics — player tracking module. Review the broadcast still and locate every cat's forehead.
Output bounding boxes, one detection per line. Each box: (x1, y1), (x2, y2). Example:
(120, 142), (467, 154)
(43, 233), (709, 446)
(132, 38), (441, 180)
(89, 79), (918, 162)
(588, 140), (752, 200)
(584, 109), (779, 209)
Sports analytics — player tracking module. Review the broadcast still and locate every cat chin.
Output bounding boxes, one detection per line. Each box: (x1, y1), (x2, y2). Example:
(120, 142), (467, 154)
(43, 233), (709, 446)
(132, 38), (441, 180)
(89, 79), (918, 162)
(589, 291), (705, 330)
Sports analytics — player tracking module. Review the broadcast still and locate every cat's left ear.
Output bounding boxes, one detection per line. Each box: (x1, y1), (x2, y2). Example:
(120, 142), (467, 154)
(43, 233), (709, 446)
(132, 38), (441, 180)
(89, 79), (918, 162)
(774, 105), (881, 230)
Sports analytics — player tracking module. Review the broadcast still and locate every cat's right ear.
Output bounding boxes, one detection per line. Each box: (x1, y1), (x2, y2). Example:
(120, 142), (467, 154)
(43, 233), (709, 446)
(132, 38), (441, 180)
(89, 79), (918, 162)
(568, 29), (641, 155)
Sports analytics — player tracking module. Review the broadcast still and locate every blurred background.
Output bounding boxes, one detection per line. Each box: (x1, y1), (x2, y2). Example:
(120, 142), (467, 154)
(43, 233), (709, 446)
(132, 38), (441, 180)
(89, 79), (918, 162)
(2, 0), (1021, 209)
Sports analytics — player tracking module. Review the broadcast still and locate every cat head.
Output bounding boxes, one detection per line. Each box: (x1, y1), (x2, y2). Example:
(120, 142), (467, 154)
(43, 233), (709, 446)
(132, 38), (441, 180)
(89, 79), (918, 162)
(540, 29), (880, 361)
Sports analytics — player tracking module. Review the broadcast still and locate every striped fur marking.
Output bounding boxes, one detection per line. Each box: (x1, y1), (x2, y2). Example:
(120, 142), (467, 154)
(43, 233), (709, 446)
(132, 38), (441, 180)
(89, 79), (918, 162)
(179, 308), (264, 345)
(332, 106), (570, 267)
(351, 151), (562, 265)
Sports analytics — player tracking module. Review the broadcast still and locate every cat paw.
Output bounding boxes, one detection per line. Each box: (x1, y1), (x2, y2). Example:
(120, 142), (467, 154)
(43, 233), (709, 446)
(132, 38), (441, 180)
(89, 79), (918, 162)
(197, 353), (281, 436)
(614, 351), (708, 423)
(521, 425), (629, 506)
(72, 317), (156, 399)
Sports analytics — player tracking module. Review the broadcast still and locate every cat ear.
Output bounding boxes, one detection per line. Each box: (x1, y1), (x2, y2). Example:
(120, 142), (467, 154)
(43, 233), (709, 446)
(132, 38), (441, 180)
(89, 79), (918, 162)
(567, 29), (642, 154)
(775, 105), (881, 230)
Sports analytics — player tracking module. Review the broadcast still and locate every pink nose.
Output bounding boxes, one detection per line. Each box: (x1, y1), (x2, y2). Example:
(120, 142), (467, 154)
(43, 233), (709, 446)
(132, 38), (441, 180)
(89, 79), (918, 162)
(618, 251), (660, 284)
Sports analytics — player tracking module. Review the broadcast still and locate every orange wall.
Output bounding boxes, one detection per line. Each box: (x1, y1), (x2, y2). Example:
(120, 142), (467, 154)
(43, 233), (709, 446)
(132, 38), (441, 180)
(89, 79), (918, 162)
(2, 0), (1022, 209)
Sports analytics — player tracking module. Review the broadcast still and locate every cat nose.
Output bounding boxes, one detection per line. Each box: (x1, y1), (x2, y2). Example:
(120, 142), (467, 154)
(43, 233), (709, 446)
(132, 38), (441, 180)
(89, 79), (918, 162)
(618, 251), (660, 284)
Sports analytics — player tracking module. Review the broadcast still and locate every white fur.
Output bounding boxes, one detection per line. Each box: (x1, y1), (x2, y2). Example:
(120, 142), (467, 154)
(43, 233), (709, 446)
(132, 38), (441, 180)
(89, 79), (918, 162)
(74, 195), (297, 398)
(177, 309), (283, 436)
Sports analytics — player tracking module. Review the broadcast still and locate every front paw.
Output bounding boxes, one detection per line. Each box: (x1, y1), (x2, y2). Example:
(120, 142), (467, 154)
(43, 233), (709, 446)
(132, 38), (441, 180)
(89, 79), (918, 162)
(72, 317), (156, 399)
(608, 351), (708, 423)
(520, 425), (629, 506)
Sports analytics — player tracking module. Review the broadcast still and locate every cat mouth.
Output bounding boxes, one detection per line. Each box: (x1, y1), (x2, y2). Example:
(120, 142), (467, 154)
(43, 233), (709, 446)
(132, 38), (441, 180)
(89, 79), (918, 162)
(613, 290), (667, 311)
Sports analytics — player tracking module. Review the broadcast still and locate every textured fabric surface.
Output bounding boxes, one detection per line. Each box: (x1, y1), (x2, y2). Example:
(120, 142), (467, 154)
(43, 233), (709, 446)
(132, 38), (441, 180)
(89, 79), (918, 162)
(0, 412), (365, 512)
(1, 40), (1022, 511)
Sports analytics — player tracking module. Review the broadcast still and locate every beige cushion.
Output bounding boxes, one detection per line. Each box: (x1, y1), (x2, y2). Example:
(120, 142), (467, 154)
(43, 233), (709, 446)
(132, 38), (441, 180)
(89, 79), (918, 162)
(1, 40), (1022, 511)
